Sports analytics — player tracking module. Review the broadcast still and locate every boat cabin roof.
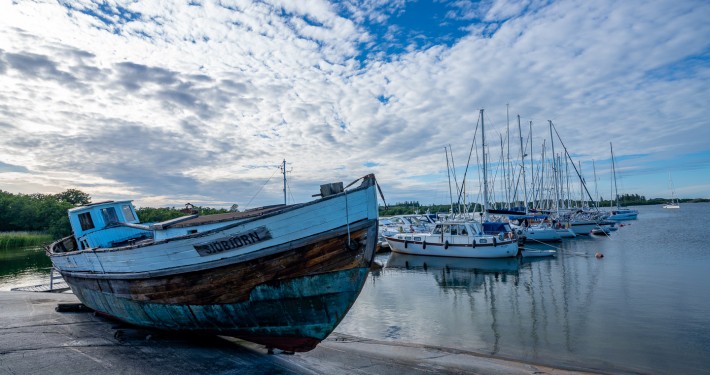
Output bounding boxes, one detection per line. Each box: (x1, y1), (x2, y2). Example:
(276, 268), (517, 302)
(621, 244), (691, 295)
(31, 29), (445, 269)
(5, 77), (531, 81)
(68, 200), (141, 240)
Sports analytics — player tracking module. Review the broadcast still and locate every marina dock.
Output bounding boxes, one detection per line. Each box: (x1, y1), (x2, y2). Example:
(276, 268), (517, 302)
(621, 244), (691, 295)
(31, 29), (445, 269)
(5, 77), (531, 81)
(0, 291), (599, 375)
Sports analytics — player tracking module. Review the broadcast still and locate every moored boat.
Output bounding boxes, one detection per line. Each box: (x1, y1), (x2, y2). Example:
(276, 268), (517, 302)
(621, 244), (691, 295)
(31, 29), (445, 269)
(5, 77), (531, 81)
(384, 220), (518, 258)
(46, 175), (380, 352)
(520, 248), (557, 257)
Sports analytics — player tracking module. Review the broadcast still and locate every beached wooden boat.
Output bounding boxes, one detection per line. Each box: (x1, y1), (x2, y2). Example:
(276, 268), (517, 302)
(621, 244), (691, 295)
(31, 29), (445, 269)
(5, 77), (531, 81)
(46, 175), (379, 352)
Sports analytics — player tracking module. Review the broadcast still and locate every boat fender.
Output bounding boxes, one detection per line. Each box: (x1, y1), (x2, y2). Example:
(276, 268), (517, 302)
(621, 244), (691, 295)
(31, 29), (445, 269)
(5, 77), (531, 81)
(472, 240), (476, 248)
(422, 241), (426, 249)
(493, 237), (497, 246)
(404, 240), (408, 249)
(345, 239), (360, 251)
(444, 240), (449, 249)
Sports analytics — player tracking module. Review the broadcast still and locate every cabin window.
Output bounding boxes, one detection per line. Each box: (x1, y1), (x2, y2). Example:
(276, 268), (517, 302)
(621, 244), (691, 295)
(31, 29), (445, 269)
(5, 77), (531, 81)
(442, 225), (450, 234)
(101, 207), (119, 225)
(457, 225), (468, 236)
(450, 226), (458, 235)
(432, 226), (442, 234)
(187, 229), (198, 234)
(78, 212), (95, 231)
(121, 205), (135, 221)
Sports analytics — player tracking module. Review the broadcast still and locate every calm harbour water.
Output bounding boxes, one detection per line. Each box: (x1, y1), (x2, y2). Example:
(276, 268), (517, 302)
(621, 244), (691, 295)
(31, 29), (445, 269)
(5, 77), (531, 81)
(337, 203), (710, 374)
(1, 204), (708, 374)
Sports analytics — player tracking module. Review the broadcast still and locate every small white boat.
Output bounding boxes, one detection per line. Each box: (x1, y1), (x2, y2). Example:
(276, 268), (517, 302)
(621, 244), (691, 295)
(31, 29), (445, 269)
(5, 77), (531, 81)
(520, 248), (557, 257)
(663, 172), (680, 209)
(591, 227), (611, 235)
(385, 220), (518, 258)
(606, 208), (638, 220)
(555, 228), (576, 238)
(512, 224), (562, 242)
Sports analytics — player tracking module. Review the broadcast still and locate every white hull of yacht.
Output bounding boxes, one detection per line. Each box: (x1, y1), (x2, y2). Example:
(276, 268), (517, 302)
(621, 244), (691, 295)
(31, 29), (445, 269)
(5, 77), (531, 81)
(385, 236), (518, 258)
(513, 226), (562, 242)
(568, 221), (597, 235)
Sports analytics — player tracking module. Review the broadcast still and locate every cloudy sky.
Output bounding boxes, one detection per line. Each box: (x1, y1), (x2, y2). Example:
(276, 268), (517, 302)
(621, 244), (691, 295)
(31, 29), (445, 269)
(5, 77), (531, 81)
(1, 0), (708, 209)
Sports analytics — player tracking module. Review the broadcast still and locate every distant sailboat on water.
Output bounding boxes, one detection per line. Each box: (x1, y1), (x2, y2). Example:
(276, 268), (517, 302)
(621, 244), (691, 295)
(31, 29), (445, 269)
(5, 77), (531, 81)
(663, 172), (680, 209)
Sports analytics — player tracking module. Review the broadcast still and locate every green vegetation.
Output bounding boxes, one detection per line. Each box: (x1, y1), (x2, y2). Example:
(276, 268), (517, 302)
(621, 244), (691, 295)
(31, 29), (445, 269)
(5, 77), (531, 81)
(0, 189), (231, 239)
(3, 188), (707, 239)
(0, 232), (54, 250)
(0, 188), (89, 239)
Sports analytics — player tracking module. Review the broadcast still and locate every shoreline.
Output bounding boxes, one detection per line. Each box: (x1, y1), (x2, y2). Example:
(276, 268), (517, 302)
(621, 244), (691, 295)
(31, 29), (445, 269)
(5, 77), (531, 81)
(0, 291), (609, 374)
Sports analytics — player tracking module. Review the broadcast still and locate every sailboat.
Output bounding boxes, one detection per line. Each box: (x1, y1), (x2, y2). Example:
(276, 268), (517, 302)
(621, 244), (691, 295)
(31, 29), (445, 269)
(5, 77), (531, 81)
(507, 117), (561, 244)
(663, 172), (680, 209)
(606, 142), (638, 220)
(385, 109), (518, 258)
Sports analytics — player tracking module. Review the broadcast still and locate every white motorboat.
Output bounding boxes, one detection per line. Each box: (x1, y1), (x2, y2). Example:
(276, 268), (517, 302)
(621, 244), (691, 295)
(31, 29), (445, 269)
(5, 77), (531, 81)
(385, 220), (518, 258)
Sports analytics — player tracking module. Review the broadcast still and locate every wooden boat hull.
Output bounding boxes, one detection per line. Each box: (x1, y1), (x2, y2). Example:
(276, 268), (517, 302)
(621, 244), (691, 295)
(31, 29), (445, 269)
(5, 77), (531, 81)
(49, 175), (380, 352)
(60, 222), (376, 352)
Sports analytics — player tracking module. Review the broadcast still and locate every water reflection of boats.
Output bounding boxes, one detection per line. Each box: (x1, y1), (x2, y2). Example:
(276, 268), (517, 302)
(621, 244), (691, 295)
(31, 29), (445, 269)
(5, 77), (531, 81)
(386, 253), (519, 290)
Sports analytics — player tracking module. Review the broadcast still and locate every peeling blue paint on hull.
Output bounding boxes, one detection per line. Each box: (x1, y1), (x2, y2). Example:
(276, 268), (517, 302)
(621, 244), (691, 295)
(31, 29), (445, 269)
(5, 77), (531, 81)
(70, 268), (370, 352)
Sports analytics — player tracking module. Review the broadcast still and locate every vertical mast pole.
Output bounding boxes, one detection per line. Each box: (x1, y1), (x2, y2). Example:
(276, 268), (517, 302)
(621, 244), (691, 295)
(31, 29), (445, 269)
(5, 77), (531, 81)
(610, 142), (619, 209)
(445, 146), (454, 214)
(481, 109), (488, 222)
(529, 121), (535, 210)
(549, 120), (560, 215)
(518, 115), (528, 214)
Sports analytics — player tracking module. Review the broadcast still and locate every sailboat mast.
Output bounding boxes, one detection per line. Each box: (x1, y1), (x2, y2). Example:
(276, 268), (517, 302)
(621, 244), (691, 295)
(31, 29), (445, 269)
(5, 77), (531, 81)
(518, 115), (528, 214)
(578, 161), (583, 208)
(481, 109), (488, 221)
(529, 121), (535, 210)
(506, 104), (511, 209)
(610, 142), (619, 209)
(445, 146), (454, 214)
(593, 160), (599, 209)
(549, 120), (560, 215)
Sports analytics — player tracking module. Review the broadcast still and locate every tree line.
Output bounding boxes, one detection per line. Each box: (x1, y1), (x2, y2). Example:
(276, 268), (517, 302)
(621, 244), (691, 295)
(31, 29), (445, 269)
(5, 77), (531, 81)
(2, 188), (707, 239)
(0, 189), (230, 239)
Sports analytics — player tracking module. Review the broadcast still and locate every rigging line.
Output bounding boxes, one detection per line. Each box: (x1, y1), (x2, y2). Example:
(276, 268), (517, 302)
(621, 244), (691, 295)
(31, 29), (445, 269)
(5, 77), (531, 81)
(550, 121), (598, 209)
(456, 115), (481, 207)
(244, 167), (280, 210)
(522, 238), (563, 250)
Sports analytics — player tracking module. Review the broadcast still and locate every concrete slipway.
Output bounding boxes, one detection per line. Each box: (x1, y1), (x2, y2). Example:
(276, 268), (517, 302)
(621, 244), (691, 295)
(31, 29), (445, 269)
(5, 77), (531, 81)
(0, 292), (603, 375)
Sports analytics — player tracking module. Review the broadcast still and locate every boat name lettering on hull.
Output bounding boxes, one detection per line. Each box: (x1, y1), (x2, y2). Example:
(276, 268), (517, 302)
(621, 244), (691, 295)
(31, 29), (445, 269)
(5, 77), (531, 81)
(194, 226), (272, 256)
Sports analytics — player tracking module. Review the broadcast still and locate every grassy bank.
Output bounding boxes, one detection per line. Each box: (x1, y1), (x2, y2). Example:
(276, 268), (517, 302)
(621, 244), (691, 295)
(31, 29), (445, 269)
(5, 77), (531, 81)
(0, 232), (54, 250)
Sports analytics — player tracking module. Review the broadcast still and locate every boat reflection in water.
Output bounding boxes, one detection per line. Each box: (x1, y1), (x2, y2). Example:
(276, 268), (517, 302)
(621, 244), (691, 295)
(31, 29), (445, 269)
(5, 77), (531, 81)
(386, 253), (520, 291)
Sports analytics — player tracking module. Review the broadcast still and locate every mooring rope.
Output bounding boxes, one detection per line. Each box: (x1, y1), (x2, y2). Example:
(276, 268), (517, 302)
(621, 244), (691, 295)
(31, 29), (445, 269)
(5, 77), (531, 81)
(524, 237), (564, 250)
